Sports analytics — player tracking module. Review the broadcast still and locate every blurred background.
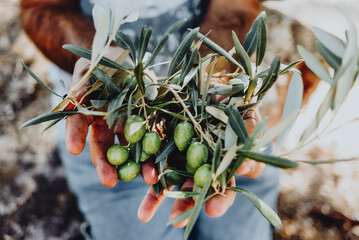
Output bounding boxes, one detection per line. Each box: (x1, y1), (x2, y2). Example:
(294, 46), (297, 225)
(0, 0), (358, 239)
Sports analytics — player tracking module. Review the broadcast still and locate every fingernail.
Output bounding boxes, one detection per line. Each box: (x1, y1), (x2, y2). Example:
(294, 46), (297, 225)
(244, 110), (255, 120)
(237, 164), (251, 176)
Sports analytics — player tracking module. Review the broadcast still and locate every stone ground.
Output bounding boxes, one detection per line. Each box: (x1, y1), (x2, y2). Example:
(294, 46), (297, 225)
(0, 0), (84, 239)
(0, 0), (359, 239)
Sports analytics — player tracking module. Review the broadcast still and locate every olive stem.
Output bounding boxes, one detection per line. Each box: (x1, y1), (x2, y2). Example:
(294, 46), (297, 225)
(141, 96), (150, 130)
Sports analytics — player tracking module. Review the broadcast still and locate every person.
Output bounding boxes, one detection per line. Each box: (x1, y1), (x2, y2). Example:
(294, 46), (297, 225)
(20, 0), (281, 239)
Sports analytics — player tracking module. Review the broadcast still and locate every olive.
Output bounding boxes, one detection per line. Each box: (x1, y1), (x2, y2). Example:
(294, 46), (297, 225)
(106, 144), (129, 165)
(174, 122), (194, 151)
(140, 151), (150, 162)
(165, 167), (186, 186)
(186, 142), (208, 173)
(117, 160), (141, 182)
(194, 164), (211, 188)
(124, 115), (146, 143)
(142, 131), (161, 155)
(121, 75), (137, 92)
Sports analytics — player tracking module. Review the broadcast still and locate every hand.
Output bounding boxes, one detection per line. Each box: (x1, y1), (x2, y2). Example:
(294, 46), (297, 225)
(65, 53), (158, 188)
(137, 109), (265, 226)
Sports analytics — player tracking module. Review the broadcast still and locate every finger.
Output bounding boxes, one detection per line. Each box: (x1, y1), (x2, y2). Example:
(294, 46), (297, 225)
(236, 160), (265, 179)
(115, 119), (128, 146)
(169, 178), (195, 228)
(246, 161), (265, 178)
(141, 159), (158, 185)
(66, 114), (93, 155)
(243, 109), (256, 135)
(205, 177), (236, 217)
(89, 119), (118, 188)
(138, 185), (175, 223)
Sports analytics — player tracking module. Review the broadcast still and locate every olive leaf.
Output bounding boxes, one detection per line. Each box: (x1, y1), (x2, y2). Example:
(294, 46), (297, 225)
(297, 45), (333, 85)
(178, 49), (198, 86)
(144, 77), (158, 100)
(212, 137), (222, 172)
(206, 106), (228, 124)
(134, 62), (145, 95)
(163, 190), (200, 199)
(91, 100), (108, 108)
(184, 169), (212, 239)
(21, 60), (63, 99)
(152, 182), (164, 197)
(155, 139), (176, 163)
(333, 17), (358, 109)
(134, 141), (142, 163)
(93, 68), (121, 95)
(228, 187), (282, 227)
(238, 150), (299, 168)
(298, 158), (359, 164)
(227, 118), (267, 181)
(21, 111), (77, 128)
(224, 105), (248, 143)
(128, 121), (146, 136)
(63, 45), (126, 70)
(224, 122), (237, 149)
(311, 26), (345, 58)
(256, 55), (281, 97)
(145, 18), (187, 68)
(41, 118), (63, 133)
(91, 4), (110, 65)
(115, 31), (137, 63)
(316, 41), (342, 71)
(167, 209), (192, 225)
(243, 11), (266, 57)
(168, 27), (199, 78)
(215, 144), (237, 178)
(196, 32), (241, 68)
(276, 72), (303, 145)
(201, 58), (215, 116)
(138, 26), (152, 62)
(232, 31), (252, 77)
(208, 84), (245, 95)
(279, 59), (303, 75)
(256, 13), (267, 67)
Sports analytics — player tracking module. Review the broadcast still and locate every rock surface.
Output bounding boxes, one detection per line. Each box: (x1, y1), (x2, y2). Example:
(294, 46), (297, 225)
(0, 0), (84, 239)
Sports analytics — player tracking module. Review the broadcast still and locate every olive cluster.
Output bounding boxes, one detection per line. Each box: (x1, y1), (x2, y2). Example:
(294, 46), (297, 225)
(106, 115), (161, 181)
(106, 119), (211, 187)
(168, 122), (211, 188)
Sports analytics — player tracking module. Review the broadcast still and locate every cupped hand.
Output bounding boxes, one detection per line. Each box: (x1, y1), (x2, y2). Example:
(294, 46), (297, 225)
(138, 109), (266, 225)
(65, 55), (158, 188)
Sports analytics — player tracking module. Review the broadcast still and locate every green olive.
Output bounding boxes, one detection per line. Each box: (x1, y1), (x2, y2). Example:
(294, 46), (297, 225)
(142, 131), (161, 155)
(117, 160), (141, 182)
(186, 142), (208, 173)
(174, 122), (194, 151)
(106, 144), (129, 165)
(124, 115), (146, 143)
(194, 164), (211, 188)
(121, 75), (137, 92)
(140, 151), (151, 162)
(165, 167), (185, 186)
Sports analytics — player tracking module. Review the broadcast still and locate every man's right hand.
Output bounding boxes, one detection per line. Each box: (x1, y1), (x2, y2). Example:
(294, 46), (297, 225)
(65, 57), (158, 187)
